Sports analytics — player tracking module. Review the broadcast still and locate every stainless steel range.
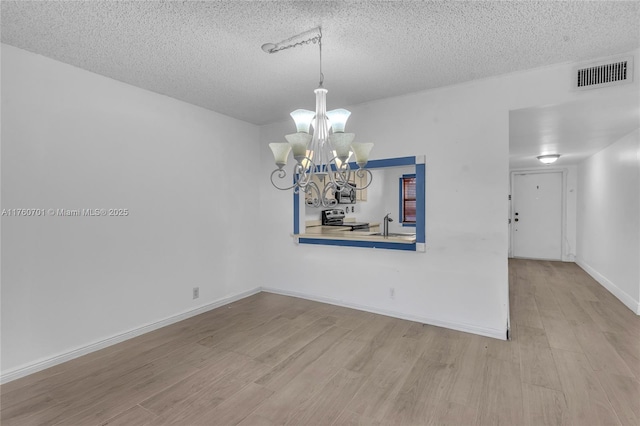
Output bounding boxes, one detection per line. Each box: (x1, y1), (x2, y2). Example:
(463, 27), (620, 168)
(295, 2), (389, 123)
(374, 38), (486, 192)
(321, 209), (369, 231)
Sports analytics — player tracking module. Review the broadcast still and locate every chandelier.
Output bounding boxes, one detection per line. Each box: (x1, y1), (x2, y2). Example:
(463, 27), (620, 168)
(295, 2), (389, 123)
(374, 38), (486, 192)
(264, 27), (373, 208)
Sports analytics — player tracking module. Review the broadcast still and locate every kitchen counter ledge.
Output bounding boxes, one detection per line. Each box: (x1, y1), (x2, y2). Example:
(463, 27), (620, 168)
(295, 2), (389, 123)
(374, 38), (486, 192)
(294, 231), (416, 244)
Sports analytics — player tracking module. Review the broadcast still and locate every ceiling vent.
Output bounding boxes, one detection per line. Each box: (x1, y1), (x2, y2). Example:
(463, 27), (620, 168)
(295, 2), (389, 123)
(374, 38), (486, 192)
(574, 56), (633, 90)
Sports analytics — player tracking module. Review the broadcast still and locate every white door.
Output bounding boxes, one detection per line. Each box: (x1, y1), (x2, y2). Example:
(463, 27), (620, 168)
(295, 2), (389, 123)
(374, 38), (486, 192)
(512, 172), (563, 260)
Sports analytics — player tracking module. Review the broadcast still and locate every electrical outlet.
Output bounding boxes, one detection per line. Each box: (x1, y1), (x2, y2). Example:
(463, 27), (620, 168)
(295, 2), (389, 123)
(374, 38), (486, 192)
(389, 287), (395, 299)
(193, 287), (199, 299)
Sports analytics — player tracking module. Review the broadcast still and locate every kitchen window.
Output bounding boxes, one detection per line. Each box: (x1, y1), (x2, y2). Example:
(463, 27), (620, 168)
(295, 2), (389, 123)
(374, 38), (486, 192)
(399, 174), (416, 226)
(293, 156), (426, 252)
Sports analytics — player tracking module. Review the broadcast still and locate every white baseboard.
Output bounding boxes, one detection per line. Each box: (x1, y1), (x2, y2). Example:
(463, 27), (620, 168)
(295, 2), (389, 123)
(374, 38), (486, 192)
(0, 287), (261, 384)
(575, 258), (640, 315)
(261, 287), (507, 341)
(1, 284), (509, 384)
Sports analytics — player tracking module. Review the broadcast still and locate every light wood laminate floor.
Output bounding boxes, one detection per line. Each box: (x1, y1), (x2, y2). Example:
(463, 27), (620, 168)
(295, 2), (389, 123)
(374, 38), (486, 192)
(1, 259), (639, 425)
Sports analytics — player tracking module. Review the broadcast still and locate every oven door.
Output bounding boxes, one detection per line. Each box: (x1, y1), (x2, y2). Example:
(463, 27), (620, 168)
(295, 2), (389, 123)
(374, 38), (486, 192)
(335, 187), (356, 204)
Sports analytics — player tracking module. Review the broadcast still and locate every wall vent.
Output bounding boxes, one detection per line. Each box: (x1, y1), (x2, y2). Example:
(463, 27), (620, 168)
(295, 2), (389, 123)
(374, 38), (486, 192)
(574, 56), (633, 90)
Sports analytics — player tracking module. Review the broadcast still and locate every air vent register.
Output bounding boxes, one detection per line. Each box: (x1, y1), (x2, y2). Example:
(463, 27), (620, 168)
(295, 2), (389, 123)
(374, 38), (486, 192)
(574, 56), (633, 90)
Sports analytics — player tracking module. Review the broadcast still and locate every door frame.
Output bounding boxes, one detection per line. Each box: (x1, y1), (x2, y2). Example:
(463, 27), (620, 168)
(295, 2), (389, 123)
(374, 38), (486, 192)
(509, 168), (568, 261)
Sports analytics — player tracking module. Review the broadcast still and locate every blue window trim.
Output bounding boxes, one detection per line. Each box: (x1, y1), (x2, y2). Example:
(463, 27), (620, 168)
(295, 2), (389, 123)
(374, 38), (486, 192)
(294, 156), (426, 249)
(299, 238), (416, 251)
(399, 173), (417, 228)
(416, 163), (425, 244)
(293, 174), (300, 234)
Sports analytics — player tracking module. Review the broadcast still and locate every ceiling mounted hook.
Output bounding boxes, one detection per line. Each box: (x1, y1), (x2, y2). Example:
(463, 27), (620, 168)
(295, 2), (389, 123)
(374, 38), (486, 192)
(260, 26), (322, 54)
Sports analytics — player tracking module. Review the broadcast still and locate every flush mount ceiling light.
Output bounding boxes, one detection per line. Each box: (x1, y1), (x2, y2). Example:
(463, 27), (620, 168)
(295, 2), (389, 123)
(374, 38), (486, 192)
(537, 154), (561, 164)
(265, 27), (373, 208)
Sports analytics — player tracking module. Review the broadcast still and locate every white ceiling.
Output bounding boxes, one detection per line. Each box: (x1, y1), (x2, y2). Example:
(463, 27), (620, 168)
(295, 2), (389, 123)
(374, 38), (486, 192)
(2, 1), (639, 168)
(2, 1), (639, 127)
(510, 88), (640, 169)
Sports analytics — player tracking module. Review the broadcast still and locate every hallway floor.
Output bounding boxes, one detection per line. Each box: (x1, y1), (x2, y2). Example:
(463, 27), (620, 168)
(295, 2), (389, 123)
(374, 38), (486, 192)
(508, 258), (639, 425)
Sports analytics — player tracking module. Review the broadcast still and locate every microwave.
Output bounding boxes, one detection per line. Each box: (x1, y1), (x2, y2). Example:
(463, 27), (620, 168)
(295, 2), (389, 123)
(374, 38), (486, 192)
(335, 185), (356, 204)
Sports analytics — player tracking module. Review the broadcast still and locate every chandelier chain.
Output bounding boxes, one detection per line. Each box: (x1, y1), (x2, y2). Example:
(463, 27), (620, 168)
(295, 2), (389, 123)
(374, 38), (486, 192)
(265, 27), (324, 86)
(318, 28), (324, 86)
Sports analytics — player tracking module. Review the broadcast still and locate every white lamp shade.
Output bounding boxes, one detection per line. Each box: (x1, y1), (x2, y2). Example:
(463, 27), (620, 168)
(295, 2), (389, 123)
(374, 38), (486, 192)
(285, 132), (312, 158)
(327, 109), (351, 133)
(329, 133), (356, 160)
(537, 154), (560, 164)
(290, 109), (315, 133)
(333, 150), (352, 168)
(269, 143), (291, 167)
(351, 142), (373, 166)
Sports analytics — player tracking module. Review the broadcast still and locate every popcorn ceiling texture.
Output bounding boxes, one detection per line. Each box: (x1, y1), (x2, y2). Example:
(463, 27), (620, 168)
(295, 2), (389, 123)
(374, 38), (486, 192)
(1, 1), (639, 125)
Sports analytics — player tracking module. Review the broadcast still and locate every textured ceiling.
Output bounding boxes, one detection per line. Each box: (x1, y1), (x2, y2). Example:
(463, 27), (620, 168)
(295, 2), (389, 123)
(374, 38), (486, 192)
(2, 1), (639, 126)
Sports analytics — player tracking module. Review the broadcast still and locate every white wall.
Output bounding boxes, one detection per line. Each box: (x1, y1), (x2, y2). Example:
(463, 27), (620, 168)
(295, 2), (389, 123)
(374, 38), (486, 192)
(1, 45), (261, 378)
(577, 129), (640, 314)
(259, 50), (640, 339)
(261, 83), (510, 339)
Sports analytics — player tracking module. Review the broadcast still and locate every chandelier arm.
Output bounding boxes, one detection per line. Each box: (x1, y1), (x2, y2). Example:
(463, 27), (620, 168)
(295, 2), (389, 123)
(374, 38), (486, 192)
(329, 158), (354, 188)
(296, 157), (318, 189)
(270, 168), (300, 191)
(338, 166), (352, 186)
(326, 172), (337, 191)
(354, 168), (374, 190)
(334, 174), (344, 188)
(304, 181), (322, 208)
(322, 180), (338, 208)
(325, 159), (339, 187)
(345, 169), (354, 187)
(322, 195), (338, 208)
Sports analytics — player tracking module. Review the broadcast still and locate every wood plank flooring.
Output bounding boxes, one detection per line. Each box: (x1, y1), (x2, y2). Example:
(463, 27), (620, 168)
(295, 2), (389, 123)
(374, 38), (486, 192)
(1, 259), (638, 425)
